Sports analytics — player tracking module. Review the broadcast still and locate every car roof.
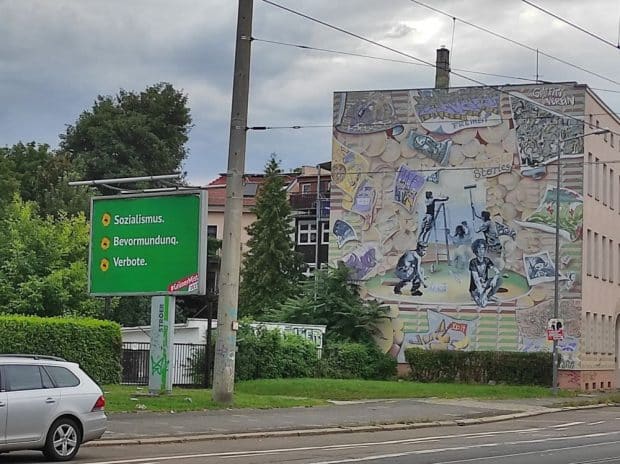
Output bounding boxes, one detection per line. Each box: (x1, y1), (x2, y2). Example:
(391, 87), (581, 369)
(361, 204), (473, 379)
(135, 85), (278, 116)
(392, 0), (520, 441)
(0, 354), (70, 365)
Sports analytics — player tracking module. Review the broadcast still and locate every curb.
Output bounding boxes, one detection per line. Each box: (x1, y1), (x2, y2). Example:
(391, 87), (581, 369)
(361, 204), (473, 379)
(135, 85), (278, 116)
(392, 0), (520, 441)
(84, 403), (614, 448)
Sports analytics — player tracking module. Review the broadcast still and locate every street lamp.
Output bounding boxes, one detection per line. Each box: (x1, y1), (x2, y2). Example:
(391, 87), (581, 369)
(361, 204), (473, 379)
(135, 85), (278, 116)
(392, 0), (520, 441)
(551, 128), (610, 395)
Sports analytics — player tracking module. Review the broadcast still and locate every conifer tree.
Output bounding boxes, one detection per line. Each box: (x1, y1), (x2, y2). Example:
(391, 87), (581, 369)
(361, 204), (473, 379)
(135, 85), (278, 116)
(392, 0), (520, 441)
(239, 154), (304, 318)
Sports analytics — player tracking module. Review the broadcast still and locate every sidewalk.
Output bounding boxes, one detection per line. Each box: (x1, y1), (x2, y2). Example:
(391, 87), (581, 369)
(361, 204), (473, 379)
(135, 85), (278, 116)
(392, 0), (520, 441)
(91, 396), (584, 446)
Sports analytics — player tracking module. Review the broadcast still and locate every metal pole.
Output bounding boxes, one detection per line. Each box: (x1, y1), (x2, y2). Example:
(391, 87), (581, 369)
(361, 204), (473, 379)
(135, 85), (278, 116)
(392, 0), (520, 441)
(212, 0), (253, 404)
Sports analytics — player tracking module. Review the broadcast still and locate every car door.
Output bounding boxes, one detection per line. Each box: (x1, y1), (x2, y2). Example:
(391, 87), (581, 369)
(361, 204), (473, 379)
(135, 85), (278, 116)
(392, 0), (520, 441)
(4, 364), (60, 444)
(0, 367), (6, 445)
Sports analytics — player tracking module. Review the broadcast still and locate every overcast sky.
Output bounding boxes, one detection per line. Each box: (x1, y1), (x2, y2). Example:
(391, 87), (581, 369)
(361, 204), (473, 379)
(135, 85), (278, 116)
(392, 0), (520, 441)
(1, 0), (619, 185)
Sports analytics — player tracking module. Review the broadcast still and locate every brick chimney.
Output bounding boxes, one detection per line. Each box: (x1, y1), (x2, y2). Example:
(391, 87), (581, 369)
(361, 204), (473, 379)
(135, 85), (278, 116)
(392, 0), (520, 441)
(435, 46), (450, 89)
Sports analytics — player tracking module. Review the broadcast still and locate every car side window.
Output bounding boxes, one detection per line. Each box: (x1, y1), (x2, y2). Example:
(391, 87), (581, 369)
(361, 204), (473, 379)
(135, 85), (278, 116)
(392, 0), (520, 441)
(5, 365), (44, 391)
(45, 366), (80, 388)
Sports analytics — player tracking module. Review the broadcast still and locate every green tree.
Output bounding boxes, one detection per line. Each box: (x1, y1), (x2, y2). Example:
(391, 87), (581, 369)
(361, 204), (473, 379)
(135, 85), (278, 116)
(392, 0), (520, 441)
(60, 82), (192, 191)
(269, 264), (389, 345)
(0, 154), (19, 211)
(0, 196), (103, 317)
(1, 142), (90, 218)
(239, 155), (304, 319)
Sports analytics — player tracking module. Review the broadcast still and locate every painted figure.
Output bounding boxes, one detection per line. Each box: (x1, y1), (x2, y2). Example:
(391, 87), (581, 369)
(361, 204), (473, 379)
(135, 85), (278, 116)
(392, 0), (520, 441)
(469, 239), (503, 307)
(452, 221), (472, 270)
(419, 191), (449, 243)
(394, 242), (427, 296)
(476, 211), (502, 253)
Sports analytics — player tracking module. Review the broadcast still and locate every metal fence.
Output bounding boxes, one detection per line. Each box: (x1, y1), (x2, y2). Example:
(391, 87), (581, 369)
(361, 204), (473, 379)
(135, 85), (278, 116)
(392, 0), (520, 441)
(121, 342), (207, 386)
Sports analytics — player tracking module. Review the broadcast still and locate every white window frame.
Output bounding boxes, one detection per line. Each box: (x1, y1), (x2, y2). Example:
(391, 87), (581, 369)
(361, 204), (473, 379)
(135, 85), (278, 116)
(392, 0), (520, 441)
(297, 220), (317, 245)
(320, 221), (330, 244)
(301, 183), (312, 194)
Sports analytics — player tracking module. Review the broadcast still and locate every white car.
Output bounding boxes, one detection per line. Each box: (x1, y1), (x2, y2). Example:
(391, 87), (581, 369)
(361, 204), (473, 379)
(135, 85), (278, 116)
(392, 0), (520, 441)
(0, 355), (107, 461)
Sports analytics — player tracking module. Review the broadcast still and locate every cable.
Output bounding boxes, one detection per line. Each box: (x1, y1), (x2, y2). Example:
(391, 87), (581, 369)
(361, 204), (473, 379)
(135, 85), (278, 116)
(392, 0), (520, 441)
(259, 0), (620, 138)
(252, 37), (540, 82)
(408, 0), (620, 86)
(522, 0), (620, 51)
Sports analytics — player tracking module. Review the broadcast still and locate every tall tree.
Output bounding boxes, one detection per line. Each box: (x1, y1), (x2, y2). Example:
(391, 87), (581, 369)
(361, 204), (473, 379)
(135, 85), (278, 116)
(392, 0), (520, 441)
(239, 155), (304, 319)
(1, 142), (90, 218)
(60, 82), (192, 191)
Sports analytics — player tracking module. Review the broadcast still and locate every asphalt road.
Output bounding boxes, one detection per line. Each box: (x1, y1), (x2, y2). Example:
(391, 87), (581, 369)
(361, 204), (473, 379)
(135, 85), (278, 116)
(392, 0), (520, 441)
(2, 407), (619, 464)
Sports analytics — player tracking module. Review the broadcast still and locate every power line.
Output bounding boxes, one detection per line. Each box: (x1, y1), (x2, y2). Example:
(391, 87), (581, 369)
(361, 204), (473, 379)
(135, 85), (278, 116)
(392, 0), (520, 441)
(260, 0), (620, 138)
(253, 37), (540, 82)
(522, 0), (620, 50)
(408, 0), (620, 86)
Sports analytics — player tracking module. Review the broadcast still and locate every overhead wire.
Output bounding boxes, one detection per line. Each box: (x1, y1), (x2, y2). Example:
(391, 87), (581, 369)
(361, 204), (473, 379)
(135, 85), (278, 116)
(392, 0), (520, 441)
(522, 0), (620, 51)
(252, 37), (540, 82)
(258, 0), (620, 139)
(408, 0), (620, 86)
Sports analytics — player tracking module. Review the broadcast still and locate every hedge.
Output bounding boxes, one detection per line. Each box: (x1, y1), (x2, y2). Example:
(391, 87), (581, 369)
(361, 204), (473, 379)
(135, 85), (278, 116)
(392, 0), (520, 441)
(0, 315), (121, 384)
(318, 342), (397, 380)
(404, 348), (553, 386)
(235, 324), (319, 381)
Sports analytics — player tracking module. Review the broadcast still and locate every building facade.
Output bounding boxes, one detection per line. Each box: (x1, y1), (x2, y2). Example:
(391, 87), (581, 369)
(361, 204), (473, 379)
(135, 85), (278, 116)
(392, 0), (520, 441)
(288, 165), (332, 274)
(328, 83), (620, 390)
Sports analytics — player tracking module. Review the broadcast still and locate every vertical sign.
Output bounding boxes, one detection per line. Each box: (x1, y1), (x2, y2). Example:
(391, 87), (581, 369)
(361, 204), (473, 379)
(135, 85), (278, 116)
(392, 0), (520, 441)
(149, 295), (176, 394)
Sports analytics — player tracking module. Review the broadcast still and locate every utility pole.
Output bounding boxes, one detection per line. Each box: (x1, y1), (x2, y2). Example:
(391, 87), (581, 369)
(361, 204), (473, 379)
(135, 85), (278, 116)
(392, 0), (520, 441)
(212, 0), (253, 404)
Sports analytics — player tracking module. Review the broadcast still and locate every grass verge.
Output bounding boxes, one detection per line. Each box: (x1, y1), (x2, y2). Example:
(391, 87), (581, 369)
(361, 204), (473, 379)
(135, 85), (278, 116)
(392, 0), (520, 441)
(104, 378), (578, 414)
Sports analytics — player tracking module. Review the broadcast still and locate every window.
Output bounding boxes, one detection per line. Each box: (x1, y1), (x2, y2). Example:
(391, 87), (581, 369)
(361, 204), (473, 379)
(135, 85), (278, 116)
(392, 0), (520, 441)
(586, 153), (593, 196)
(593, 314), (599, 354)
(207, 225), (217, 238)
(594, 232), (600, 278)
(585, 312), (591, 353)
(5, 365), (45, 391)
(595, 158), (600, 200)
(611, 133), (615, 148)
(297, 220), (317, 245)
(610, 239), (615, 283)
(586, 229), (592, 275)
(45, 366), (80, 388)
(301, 183), (312, 194)
(603, 164), (608, 205)
(320, 221), (329, 244)
(602, 236), (608, 280)
(611, 169), (615, 210)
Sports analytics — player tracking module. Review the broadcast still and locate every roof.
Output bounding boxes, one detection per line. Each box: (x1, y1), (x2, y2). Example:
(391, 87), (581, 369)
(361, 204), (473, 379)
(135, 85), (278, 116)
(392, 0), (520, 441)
(206, 173), (299, 207)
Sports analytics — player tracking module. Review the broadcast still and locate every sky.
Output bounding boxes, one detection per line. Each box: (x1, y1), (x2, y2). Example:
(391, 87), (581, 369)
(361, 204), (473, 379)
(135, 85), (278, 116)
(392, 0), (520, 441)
(1, 0), (619, 186)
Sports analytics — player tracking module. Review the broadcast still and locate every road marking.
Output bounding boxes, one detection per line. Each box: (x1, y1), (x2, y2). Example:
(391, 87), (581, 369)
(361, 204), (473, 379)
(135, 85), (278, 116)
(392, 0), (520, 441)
(82, 430), (620, 464)
(551, 421), (585, 428)
(588, 421), (606, 425)
(310, 438), (620, 464)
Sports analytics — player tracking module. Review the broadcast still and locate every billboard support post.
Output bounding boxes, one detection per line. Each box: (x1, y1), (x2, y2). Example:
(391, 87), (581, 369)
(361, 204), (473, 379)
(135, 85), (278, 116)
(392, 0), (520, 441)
(148, 295), (176, 394)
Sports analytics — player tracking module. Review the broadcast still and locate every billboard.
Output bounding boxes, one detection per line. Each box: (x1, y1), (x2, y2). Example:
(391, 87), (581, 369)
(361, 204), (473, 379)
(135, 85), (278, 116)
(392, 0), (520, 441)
(89, 191), (208, 296)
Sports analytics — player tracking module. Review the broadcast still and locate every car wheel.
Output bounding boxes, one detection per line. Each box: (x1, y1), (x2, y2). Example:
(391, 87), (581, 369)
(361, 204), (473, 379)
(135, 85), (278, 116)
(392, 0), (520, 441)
(43, 418), (81, 461)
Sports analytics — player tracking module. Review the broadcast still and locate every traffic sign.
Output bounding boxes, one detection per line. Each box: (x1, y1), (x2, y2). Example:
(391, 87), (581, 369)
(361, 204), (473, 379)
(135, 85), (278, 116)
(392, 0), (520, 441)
(546, 318), (564, 341)
(88, 191), (208, 296)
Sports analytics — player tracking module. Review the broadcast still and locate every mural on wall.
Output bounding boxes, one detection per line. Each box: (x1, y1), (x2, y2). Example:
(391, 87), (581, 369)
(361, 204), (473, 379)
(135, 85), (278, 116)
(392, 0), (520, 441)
(330, 84), (586, 369)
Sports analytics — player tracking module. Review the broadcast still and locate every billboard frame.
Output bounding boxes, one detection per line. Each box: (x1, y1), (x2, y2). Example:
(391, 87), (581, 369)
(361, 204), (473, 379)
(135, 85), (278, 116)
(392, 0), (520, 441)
(87, 189), (208, 297)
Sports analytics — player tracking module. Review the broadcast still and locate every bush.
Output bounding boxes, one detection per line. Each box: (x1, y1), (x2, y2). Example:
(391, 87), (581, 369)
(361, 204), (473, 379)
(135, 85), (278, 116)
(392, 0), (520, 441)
(0, 315), (121, 384)
(404, 349), (553, 386)
(318, 342), (397, 380)
(235, 324), (319, 381)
